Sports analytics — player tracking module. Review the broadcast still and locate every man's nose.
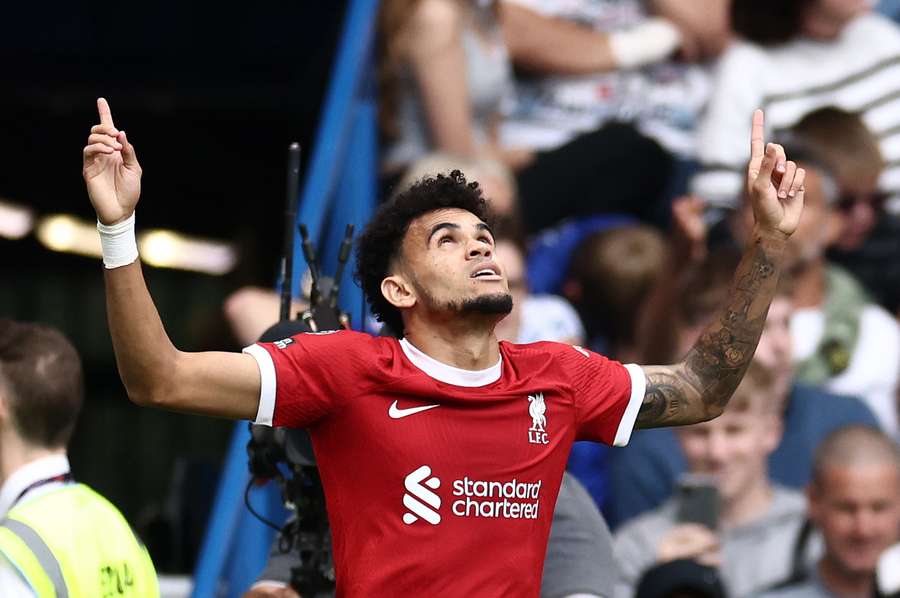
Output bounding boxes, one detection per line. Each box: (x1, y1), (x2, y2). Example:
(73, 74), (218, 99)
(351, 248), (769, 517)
(467, 239), (492, 258)
(852, 508), (880, 538)
(706, 431), (729, 463)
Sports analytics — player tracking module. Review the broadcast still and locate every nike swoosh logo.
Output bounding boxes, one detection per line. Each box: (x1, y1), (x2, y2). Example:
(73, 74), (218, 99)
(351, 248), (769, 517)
(389, 401), (440, 419)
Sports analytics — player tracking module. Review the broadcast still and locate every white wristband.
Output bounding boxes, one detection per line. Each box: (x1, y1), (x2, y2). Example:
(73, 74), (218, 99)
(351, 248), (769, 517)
(609, 17), (682, 70)
(97, 212), (139, 269)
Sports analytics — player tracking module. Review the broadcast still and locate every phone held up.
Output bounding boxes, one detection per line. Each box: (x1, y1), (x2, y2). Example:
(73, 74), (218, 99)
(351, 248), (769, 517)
(675, 473), (720, 531)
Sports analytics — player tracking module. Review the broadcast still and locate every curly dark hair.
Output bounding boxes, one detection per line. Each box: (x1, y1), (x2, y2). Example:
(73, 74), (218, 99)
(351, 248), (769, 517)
(731, 0), (816, 46)
(355, 170), (492, 335)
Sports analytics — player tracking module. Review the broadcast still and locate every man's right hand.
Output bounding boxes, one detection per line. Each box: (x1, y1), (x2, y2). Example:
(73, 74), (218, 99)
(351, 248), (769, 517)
(82, 97), (142, 225)
(657, 523), (721, 567)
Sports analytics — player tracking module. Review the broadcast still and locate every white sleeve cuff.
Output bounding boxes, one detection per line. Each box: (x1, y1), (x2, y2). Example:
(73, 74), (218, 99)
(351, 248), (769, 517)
(243, 344), (276, 426)
(613, 364), (647, 447)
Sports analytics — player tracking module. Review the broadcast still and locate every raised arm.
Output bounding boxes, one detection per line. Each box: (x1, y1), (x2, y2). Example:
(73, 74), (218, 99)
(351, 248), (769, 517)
(500, 2), (682, 74)
(635, 110), (805, 428)
(402, 0), (479, 157)
(83, 98), (261, 420)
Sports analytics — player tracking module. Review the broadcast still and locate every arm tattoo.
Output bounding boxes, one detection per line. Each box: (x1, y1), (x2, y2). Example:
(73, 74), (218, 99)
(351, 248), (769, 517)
(636, 238), (781, 428)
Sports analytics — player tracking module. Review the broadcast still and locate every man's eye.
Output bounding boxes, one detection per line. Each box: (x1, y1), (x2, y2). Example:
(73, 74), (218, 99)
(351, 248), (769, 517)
(439, 236), (453, 245)
(479, 236), (493, 245)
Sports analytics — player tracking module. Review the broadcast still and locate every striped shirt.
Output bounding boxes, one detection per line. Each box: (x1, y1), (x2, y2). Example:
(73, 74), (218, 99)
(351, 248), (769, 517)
(692, 13), (900, 210)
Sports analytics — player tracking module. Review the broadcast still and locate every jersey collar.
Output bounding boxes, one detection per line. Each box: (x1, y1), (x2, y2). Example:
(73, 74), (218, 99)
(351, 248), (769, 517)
(399, 338), (502, 387)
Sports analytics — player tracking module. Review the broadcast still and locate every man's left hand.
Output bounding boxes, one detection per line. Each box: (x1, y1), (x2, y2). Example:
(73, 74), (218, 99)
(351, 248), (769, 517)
(747, 109), (805, 239)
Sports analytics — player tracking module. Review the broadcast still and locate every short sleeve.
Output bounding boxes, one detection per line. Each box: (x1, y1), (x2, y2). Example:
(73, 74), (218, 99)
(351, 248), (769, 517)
(560, 345), (646, 446)
(242, 330), (380, 428)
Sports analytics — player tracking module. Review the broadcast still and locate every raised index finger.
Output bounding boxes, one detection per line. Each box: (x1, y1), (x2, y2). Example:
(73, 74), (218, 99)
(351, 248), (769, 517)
(97, 97), (115, 127)
(749, 109), (764, 169)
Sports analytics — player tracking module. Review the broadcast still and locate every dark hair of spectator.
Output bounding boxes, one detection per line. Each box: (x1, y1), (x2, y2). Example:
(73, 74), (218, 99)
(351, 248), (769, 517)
(731, 0), (817, 46)
(0, 320), (84, 448)
(355, 170), (493, 335)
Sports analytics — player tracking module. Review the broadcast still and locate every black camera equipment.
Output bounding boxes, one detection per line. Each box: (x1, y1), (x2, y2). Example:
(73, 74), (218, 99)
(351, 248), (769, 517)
(244, 142), (351, 596)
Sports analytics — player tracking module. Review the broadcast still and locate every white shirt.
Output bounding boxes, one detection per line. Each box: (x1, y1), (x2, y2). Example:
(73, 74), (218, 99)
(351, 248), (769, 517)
(0, 454), (71, 597)
(791, 304), (900, 437)
(517, 295), (586, 344)
(693, 13), (900, 209)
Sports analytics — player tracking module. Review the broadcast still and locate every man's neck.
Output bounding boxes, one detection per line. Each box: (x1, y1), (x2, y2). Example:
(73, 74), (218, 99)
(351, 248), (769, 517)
(0, 435), (65, 488)
(404, 318), (500, 370)
(721, 480), (774, 529)
(818, 556), (874, 598)
(792, 259), (827, 308)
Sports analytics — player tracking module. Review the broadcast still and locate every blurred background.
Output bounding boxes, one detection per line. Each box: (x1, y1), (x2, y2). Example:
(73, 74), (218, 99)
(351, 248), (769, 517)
(0, 0), (348, 575)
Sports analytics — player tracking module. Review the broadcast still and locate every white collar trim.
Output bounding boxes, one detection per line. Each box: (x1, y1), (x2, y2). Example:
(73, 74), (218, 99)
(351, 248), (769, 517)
(399, 338), (502, 387)
(0, 454), (70, 518)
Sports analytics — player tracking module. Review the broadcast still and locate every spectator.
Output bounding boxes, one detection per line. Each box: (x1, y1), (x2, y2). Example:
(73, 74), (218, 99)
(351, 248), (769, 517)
(378, 0), (676, 233)
(378, 0), (513, 174)
(563, 225), (666, 361)
(499, 0), (730, 228)
(788, 108), (885, 253)
(693, 0), (900, 210)
(499, 0), (729, 159)
(634, 560), (726, 598)
(0, 320), (159, 596)
(730, 143), (900, 436)
(758, 426), (900, 598)
(604, 285), (879, 528)
(785, 107), (900, 314)
(613, 364), (816, 598)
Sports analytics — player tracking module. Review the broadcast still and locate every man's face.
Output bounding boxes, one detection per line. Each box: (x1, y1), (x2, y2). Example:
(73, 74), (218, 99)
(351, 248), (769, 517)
(755, 297), (794, 404)
(392, 208), (512, 321)
(810, 462), (900, 578)
(678, 402), (781, 505)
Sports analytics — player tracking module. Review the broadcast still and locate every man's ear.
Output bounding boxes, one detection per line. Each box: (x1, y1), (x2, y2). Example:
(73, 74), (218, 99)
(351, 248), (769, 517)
(381, 274), (417, 310)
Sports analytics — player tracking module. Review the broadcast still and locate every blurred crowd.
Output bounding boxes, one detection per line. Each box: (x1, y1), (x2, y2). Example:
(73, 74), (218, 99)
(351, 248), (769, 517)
(229, 0), (900, 596)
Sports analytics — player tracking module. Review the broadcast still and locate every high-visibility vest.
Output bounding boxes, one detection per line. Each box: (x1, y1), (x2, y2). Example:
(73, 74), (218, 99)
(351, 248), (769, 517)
(0, 483), (159, 598)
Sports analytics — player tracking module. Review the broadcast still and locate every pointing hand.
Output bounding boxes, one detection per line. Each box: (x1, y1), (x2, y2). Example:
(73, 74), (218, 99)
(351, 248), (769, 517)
(83, 98), (142, 225)
(746, 109), (805, 238)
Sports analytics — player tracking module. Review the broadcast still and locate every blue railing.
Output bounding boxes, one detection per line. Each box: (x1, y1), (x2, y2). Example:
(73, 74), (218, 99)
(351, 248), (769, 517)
(191, 1), (379, 595)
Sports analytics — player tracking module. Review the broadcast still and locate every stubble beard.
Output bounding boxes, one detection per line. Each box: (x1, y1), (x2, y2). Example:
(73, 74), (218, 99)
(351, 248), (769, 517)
(410, 273), (513, 320)
(454, 292), (514, 316)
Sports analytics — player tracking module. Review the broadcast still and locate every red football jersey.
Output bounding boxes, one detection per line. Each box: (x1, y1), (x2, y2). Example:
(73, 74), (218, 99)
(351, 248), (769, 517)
(244, 330), (645, 597)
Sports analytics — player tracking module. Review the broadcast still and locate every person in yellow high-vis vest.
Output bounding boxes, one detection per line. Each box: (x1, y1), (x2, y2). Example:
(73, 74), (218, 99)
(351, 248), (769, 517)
(0, 319), (159, 597)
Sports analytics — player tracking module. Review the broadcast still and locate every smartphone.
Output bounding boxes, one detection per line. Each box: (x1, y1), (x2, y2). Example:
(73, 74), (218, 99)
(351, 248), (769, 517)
(675, 474), (720, 531)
